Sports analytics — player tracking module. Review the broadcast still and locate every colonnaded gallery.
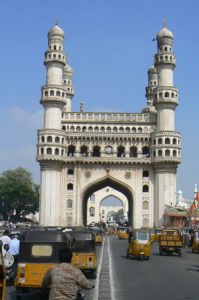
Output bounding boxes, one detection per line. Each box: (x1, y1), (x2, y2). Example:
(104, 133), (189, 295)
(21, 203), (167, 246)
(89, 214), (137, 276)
(36, 21), (181, 228)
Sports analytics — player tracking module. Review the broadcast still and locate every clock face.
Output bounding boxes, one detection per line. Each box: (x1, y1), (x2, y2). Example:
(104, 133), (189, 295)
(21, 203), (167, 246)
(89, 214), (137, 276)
(105, 146), (112, 154)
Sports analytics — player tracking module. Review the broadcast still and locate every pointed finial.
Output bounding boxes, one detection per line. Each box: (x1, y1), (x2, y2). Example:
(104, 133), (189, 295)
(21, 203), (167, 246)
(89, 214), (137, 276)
(163, 17), (167, 28)
(55, 18), (59, 26)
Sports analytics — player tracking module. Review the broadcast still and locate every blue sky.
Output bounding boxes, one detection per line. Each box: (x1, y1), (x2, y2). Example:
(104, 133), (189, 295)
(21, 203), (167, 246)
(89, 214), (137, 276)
(0, 0), (198, 199)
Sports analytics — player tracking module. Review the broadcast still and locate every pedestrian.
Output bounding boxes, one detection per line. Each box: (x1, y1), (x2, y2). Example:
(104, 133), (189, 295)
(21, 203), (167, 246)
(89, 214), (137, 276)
(184, 232), (189, 248)
(41, 248), (94, 300)
(7, 234), (20, 282)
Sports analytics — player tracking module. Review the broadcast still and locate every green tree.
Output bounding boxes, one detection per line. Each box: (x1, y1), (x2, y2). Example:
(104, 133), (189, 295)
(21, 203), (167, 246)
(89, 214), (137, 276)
(0, 167), (39, 220)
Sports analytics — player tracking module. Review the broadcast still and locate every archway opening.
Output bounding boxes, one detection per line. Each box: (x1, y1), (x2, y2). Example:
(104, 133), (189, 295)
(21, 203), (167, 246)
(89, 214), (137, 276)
(82, 176), (133, 226)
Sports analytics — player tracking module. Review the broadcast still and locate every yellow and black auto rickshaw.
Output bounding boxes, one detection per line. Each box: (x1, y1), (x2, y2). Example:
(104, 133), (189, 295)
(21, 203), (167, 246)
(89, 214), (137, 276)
(15, 228), (71, 300)
(89, 227), (104, 245)
(192, 230), (199, 253)
(117, 227), (129, 240)
(127, 229), (151, 260)
(67, 230), (97, 278)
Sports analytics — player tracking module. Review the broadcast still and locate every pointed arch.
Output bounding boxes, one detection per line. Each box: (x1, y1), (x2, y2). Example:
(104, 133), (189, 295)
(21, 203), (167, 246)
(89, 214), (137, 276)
(82, 175), (134, 226)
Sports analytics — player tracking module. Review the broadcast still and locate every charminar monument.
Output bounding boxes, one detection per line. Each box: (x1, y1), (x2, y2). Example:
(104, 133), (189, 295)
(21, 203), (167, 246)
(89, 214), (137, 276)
(36, 20), (181, 228)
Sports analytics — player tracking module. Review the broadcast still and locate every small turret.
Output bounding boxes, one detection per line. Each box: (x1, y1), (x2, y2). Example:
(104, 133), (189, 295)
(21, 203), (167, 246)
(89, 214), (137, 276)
(63, 64), (74, 112)
(142, 66), (157, 112)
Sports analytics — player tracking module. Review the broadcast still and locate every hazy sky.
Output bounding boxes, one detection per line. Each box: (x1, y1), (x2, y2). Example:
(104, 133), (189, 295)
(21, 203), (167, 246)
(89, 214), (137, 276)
(0, 0), (198, 199)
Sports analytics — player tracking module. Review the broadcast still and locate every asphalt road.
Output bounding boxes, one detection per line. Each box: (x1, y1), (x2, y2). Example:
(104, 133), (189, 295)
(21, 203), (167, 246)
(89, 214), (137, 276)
(110, 235), (199, 300)
(5, 235), (199, 300)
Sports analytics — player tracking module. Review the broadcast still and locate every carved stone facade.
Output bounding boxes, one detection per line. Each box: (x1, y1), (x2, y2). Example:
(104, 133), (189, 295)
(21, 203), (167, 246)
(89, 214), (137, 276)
(37, 22), (181, 228)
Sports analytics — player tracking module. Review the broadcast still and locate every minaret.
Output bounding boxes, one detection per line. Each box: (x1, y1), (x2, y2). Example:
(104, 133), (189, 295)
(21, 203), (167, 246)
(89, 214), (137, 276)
(63, 63), (74, 112)
(151, 21), (181, 226)
(142, 66), (158, 112)
(37, 22), (69, 226)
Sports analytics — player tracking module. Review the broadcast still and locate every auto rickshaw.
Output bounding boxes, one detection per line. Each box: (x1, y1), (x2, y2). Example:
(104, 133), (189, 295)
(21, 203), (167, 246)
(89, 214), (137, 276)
(126, 229), (151, 260)
(117, 227), (129, 240)
(15, 228), (72, 300)
(89, 227), (104, 245)
(159, 228), (183, 256)
(192, 230), (199, 253)
(67, 230), (97, 278)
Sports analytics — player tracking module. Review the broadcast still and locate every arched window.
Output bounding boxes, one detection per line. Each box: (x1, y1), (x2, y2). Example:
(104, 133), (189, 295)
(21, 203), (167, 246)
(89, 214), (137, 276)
(41, 136), (45, 143)
(153, 151), (156, 157)
(67, 199), (72, 208)
(158, 150), (162, 156)
(67, 183), (73, 190)
(89, 207), (95, 217)
(119, 127), (124, 133)
(158, 138), (162, 144)
(68, 169), (74, 175)
(101, 127), (105, 132)
(130, 146), (137, 158)
(80, 145), (88, 157)
(117, 145), (125, 157)
(62, 126), (66, 130)
(90, 194), (95, 202)
(41, 148), (44, 155)
(153, 139), (156, 145)
(143, 185), (149, 193)
(94, 126), (99, 132)
(143, 218), (149, 227)
(50, 90), (54, 96)
(76, 126), (81, 132)
(55, 148), (59, 155)
(173, 138), (177, 145)
(165, 138), (170, 144)
(93, 146), (100, 157)
(138, 127), (142, 133)
(55, 136), (60, 143)
(82, 126), (86, 132)
(45, 91), (48, 96)
(142, 146), (150, 157)
(56, 91), (60, 97)
(132, 127), (136, 133)
(47, 136), (52, 142)
(125, 127), (130, 133)
(165, 149), (170, 156)
(70, 126), (75, 132)
(88, 126), (93, 132)
(143, 170), (149, 177)
(173, 150), (177, 157)
(107, 127), (111, 133)
(113, 127), (117, 132)
(47, 148), (52, 155)
(67, 216), (72, 226)
(68, 145), (75, 157)
(165, 92), (169, 98)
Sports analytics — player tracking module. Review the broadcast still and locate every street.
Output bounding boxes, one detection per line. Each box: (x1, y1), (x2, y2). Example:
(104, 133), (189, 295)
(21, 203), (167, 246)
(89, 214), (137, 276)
(5, 235), (199, 300)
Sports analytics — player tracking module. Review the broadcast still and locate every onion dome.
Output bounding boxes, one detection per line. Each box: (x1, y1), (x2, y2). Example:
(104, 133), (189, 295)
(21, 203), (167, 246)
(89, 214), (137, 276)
(148, 65), (157, 74)
(64, 64), (73, 75)
(48, 22), (64, 38)
(157, 26), (173, 40)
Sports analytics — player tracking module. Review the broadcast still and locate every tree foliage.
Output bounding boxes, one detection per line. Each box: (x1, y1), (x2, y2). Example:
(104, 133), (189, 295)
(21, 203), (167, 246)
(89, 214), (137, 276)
(0, 167), (39, 220)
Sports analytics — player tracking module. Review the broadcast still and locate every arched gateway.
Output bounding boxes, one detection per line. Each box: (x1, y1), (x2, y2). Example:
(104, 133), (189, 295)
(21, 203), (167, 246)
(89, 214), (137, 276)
(82, 174), (133, 226)
(37, 22), (181, 229)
